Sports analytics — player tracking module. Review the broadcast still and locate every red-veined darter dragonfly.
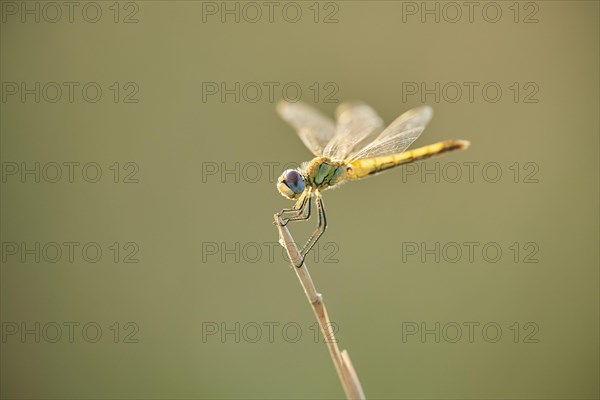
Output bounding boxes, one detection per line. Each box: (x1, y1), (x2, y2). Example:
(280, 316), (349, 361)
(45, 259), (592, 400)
(275, 100), (470, 267)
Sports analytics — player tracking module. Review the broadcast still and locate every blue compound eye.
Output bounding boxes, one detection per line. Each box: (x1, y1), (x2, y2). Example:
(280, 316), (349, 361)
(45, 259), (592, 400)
(277, 169), (306, 200)
(285, 170), (300, 185)
(284, 170), (305, 194)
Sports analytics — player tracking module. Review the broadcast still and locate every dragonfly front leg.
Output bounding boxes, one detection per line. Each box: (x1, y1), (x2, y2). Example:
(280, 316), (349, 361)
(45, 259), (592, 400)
(294, 192), (327, 267)
(276, 189), (312, 226)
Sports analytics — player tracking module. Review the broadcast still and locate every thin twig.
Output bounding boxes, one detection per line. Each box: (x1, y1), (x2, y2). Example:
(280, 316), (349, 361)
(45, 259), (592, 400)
(274, 213), (366, 400)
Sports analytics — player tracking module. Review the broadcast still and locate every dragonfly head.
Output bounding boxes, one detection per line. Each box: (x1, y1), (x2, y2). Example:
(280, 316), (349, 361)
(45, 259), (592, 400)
(277, 169), (306, 200)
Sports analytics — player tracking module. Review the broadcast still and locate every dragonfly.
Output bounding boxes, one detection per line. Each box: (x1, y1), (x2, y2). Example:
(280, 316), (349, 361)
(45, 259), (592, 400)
(275, 100), (470, 267)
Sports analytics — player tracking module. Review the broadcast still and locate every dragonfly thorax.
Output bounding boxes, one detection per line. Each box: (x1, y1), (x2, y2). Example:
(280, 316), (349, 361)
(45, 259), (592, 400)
(304, 157), (346, 190)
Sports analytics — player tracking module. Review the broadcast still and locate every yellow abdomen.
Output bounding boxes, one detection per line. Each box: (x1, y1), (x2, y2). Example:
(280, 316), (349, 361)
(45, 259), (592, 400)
(345, 140), (470, 180)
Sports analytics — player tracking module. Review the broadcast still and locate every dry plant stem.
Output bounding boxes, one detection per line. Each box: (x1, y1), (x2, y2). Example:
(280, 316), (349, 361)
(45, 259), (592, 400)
(275, 214), (366, 400)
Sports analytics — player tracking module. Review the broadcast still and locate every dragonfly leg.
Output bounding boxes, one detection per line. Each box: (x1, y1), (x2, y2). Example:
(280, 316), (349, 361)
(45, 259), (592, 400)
(281, 196), (311, 226)
(277, 189), (312, 226)
(294, 192), (326, 267)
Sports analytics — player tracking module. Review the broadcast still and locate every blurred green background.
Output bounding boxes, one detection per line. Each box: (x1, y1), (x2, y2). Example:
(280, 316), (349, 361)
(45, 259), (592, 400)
(1, 1), (598, 399)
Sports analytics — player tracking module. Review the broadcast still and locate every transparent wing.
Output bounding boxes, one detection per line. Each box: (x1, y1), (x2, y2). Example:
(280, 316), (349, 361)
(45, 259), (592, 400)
(348, 105), (433, 161)
(276, 100), (335, 156)
(322, 102), (384, 161)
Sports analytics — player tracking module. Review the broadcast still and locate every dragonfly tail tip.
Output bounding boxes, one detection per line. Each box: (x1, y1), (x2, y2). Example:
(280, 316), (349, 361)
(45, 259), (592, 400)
(457, 139), (471, 149)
